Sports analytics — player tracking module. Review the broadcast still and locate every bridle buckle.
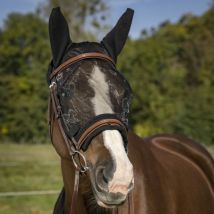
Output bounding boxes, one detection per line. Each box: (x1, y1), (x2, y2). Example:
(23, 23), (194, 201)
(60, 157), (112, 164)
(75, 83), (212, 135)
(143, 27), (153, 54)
(49, 81), (56, 89)
(71, 150), (89, 173)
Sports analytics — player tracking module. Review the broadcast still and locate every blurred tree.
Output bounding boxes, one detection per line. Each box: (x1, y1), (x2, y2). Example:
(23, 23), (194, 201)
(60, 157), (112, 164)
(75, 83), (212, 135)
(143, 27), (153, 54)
(38, 0), (108, 41)
(118, 6), (214, 145)
(1, 5), (214, 145)
(140, 29), (148, 39)
(209, 0), (214, 7)
(0, 13), (50, 143)
(159, 20), (171, 29)
(179, 13), (195, 25)
(0, 13), (50, 75)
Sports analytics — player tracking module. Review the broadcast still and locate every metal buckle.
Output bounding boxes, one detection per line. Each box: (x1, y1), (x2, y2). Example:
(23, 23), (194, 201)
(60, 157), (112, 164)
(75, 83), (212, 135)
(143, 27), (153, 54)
(71, 150), (89, 173)
(49, 81), (56, 89)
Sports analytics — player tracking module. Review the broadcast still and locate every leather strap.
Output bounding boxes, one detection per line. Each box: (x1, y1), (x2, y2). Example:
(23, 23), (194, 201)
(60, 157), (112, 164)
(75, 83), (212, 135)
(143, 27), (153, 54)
(77, 118), (127, 150)
(49, 84), (81, 214)
(50, 52), (115, 80)
(49, 83), (77, 154)
(69, 170), (80, 214)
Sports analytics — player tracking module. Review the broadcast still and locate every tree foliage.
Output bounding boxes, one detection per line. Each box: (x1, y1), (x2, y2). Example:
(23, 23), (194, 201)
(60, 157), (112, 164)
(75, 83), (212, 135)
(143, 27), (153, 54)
(118, 6), (214, 144)
(0, 6), (214, 145)
(0, 13), (50, 143)
(38, 0), (108, 41)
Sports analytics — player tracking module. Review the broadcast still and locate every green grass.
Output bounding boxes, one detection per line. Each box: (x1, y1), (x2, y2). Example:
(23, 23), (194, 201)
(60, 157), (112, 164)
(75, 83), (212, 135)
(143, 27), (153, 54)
(0, 143), (62, 214)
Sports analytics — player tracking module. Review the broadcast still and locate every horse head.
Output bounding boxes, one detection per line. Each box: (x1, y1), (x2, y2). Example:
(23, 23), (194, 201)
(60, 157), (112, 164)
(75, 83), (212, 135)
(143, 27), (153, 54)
(48, 7), (134, 209)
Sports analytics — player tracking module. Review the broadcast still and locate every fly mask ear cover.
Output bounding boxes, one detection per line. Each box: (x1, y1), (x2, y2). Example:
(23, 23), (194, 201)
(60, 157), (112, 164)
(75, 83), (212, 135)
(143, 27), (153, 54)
(48, 52), (132, 152)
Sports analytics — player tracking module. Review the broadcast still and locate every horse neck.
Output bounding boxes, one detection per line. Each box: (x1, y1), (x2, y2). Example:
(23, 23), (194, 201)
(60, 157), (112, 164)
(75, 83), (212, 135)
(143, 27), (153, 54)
(60, 158), (87, 214)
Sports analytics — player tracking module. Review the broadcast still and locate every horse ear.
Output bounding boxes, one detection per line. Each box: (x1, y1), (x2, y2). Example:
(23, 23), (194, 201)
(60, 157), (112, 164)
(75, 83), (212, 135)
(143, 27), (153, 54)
(49, 7), (71, 68)
(101, 8), (134, 62)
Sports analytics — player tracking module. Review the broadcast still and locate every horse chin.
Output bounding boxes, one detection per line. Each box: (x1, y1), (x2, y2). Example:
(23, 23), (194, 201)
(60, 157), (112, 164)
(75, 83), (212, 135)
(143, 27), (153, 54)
(95, 193), (126, 208)
(92, 186), (127, 208)
(97, 199), (116, 208)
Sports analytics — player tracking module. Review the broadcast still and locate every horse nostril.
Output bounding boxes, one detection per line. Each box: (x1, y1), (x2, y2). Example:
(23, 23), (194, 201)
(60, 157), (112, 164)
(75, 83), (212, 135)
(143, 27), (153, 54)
(102, 172), (109, 184)
(102, 162), (114, 183)
(95, 167), (109, 192)
(98, 167), (109, 184)
(102, 168), (114, 184)
(95, 161), (115, 193)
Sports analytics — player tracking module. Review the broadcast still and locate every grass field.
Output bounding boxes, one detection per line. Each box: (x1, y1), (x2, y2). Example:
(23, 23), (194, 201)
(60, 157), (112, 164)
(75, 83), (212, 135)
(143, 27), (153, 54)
(0, 143), (213, 214)
(0, 143), (62, 214)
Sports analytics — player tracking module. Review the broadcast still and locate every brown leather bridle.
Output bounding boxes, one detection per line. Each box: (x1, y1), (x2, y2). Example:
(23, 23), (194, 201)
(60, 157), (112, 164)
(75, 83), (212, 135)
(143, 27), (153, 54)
(48, 52), (132, 213)
(49, 52), (115, 81)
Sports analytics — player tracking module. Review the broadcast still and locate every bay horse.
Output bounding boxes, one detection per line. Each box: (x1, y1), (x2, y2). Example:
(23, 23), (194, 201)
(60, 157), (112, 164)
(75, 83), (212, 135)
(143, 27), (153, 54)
(47, 7), (214, 214)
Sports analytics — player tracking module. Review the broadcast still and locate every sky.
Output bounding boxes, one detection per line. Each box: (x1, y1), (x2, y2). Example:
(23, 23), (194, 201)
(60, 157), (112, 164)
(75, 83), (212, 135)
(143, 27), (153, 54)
(0, 0), (211, 38)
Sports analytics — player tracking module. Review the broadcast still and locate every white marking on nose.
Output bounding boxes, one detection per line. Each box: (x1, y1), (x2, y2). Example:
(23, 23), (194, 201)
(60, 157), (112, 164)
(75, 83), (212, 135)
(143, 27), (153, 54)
(103, 130), (133, 194)
(89, 65), (134, 194)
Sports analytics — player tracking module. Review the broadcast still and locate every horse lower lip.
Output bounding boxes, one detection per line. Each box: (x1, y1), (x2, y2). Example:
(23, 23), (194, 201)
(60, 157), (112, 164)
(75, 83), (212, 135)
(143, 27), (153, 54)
(93, 187), (126, 207)
(99, 198), (125, 207)
(97, 200), (116, 208)
(96, 196), (125, 208)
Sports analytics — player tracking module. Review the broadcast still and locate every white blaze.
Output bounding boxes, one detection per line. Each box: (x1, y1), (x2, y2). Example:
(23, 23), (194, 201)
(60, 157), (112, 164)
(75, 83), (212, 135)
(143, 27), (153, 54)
(89, 65), (134, 194)
(103, 130), (133, 194)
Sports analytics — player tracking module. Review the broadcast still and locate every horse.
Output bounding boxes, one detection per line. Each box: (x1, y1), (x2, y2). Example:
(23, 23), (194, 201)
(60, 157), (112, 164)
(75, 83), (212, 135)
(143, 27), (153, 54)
(47, 7), (214, 214)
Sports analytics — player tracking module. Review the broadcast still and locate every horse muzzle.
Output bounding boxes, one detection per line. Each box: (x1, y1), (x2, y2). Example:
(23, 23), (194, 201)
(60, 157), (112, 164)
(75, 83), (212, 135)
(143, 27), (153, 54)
(92, 164), (134, 208)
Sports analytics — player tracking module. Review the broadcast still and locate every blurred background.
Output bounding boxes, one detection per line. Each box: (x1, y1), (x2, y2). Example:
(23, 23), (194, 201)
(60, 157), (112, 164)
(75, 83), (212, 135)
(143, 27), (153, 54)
(0, 0), (214, 213)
